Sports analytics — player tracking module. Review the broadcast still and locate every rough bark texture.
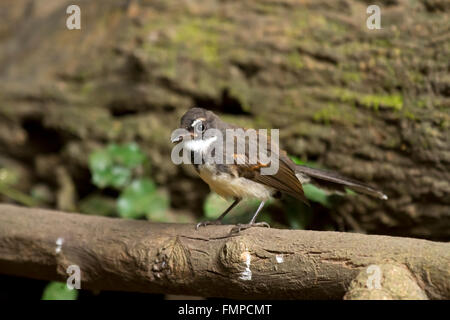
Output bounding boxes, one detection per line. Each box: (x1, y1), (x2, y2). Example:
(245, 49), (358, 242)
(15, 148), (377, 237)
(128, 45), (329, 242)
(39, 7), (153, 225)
(0, 0), (449, 241)
(0, 204), (449, 299)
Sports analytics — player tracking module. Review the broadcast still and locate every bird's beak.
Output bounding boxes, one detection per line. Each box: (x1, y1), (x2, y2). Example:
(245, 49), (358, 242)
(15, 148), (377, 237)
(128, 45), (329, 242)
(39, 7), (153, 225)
(171, 132), (193, 144)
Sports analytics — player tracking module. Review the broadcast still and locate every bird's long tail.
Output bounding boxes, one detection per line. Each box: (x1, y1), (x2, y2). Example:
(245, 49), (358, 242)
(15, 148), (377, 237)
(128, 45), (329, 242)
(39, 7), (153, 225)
(295, 165), (388, 200)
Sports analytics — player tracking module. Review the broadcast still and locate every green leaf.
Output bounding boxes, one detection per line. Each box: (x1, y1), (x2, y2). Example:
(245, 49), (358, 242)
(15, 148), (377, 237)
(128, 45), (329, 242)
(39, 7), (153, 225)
(88, 143), (147, 189)
(91, 166), (131, 189)
(41, 282), (78, 300)
(203, 193), (230, 219)
(117, 178), (156, 219)
(107, 143), (146, 168)
(89, 149), (132, 189)
(289, 156), (320, 168)
(303, 183), (332, 208)
(89, 149), (112, 173)
(117, 178), (168, 220)
(290, 155), (306, 165)
(145, 190), (170, 222)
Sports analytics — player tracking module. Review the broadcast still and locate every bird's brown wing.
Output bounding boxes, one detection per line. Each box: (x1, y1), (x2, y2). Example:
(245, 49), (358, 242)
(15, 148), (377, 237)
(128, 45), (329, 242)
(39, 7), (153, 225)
(231, 140), (309, 204)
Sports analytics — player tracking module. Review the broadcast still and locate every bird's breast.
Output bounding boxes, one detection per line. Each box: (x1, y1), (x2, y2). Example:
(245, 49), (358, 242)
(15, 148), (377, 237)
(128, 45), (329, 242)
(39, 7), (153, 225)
(197, 164), (274, 200)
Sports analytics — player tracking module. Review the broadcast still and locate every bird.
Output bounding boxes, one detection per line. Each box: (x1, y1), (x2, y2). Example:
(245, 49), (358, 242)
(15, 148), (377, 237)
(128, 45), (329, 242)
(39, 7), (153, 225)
(171, 107), (387, 233)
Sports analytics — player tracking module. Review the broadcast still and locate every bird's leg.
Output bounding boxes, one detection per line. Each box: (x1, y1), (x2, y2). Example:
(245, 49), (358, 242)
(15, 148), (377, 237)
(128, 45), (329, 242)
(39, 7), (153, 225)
(230, 201), (270, 234)
(196, 198), (241, 229)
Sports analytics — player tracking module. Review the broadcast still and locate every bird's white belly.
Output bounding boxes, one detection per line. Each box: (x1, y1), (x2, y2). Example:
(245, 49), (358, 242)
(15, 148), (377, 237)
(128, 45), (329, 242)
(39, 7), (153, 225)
(198, 165), (274, 200)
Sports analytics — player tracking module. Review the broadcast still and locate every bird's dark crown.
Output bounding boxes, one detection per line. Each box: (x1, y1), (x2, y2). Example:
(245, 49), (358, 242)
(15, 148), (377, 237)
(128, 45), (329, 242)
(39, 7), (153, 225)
(180, 108), (220, 130)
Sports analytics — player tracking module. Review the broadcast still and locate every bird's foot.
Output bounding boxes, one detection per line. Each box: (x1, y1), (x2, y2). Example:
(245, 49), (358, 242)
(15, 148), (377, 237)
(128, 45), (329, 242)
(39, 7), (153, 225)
(229, 222), (270, 234)
(196, 220), (223, 230)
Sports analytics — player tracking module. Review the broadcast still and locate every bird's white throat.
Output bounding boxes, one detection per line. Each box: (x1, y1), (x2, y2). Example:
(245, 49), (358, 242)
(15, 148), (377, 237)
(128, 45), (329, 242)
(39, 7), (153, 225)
(184, 136), (217, 153)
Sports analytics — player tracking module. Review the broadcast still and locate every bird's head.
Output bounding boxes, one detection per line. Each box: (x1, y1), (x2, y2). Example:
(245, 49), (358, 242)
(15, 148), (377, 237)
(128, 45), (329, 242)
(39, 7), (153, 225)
(171, 108), (220, 144)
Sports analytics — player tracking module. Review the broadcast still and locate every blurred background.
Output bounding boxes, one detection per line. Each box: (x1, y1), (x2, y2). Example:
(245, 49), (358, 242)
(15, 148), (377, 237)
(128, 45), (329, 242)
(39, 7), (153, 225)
(0, 0), (449, 299)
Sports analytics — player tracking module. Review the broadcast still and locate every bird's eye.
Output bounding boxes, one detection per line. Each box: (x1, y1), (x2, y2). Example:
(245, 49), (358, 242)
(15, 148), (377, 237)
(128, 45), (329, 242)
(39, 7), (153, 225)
(195, 122), (206, 133)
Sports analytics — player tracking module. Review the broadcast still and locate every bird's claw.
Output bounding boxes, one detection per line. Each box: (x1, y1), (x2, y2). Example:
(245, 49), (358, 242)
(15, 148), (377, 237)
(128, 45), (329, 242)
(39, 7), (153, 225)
(195, 220), (223, 230)
(229, 222), (270, 234)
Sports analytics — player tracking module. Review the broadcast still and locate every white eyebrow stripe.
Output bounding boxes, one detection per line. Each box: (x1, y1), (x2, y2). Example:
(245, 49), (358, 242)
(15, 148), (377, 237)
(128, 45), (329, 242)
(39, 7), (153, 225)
(191, 118), (204, 127)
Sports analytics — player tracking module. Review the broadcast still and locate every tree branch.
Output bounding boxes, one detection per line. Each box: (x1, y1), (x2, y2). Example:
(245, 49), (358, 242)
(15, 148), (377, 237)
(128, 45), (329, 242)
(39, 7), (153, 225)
(0, 204), (448, 299)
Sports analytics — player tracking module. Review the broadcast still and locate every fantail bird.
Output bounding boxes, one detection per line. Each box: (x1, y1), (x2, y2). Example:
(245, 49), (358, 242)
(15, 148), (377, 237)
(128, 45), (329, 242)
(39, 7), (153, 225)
(171, 108), (387, 233)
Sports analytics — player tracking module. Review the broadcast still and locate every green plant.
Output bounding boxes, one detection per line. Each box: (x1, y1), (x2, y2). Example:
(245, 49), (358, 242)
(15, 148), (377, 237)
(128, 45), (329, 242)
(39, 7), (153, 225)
(41, 282), (78, 300)
(118, 179), (169, 220)
(88, 143), (169, 221)
(89, 143), (146, 189)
